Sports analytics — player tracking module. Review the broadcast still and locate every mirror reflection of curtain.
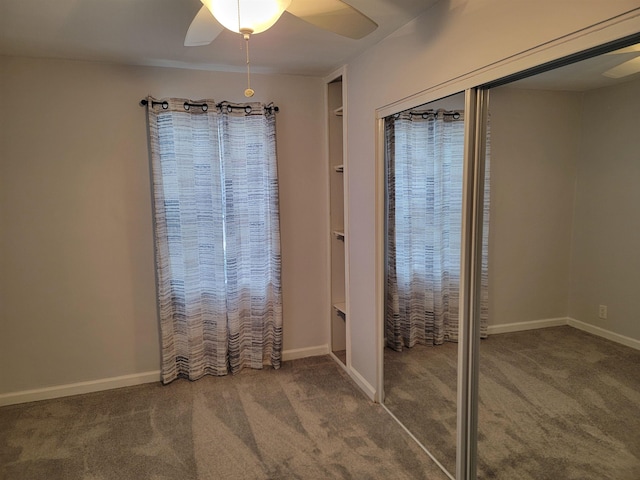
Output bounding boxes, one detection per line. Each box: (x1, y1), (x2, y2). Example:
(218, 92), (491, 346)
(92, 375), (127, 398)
(385, 109), (489, 351)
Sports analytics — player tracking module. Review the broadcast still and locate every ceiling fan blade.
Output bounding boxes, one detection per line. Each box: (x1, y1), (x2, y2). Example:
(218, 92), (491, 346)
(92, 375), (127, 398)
(602, 56), (640, 78)
(184, 5), (223, 47)
(287, 0), (377, 40)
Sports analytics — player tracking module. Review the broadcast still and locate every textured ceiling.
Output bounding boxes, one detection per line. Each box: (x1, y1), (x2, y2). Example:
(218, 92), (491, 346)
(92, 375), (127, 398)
(2, 1), (638, 87)
(0, 0), (438, 76)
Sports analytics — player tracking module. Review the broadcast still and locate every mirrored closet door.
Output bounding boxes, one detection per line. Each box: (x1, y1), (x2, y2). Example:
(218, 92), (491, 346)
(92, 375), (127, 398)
(477, 38), (640, 480)
(382, 91), (470, 478)
(380, 32), (640, 480)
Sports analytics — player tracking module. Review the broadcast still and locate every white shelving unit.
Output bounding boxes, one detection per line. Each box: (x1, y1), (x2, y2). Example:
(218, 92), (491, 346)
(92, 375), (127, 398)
(327, 72), (347, 366)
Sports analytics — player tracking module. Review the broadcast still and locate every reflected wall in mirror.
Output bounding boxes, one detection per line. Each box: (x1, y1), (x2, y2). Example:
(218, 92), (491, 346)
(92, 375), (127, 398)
(382, 92), (489, 477)
(477, 44), (640, 479)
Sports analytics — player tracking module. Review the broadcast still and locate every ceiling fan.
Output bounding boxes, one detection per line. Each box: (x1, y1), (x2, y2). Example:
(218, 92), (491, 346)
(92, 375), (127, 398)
(603, 43), (640, 78)
(184, 0), (378, 47)
(185, 0), (378, 97)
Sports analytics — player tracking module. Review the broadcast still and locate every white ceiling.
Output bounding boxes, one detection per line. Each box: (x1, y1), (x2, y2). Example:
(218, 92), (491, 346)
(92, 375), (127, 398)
(0, 0), (438, 76)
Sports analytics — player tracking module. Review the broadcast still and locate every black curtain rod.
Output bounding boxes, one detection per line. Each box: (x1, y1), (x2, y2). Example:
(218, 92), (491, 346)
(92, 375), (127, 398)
(140, 99), (279, 114)
(411, 110), (461, 119)
(392, 109), (461, 120)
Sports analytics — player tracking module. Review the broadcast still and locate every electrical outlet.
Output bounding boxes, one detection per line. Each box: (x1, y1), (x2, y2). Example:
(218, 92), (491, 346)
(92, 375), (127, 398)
(598, 305), (607, 319)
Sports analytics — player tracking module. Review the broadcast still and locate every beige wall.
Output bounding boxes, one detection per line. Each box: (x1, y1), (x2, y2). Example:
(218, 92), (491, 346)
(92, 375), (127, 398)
(0, 56), (327, 394)
(569, 79), (640, 339)
(487, 87), (582, 325)
(344, 2), (640, 390)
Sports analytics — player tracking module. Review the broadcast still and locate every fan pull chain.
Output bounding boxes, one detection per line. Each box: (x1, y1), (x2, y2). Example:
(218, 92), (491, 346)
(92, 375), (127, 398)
(244, 33), (254, 98)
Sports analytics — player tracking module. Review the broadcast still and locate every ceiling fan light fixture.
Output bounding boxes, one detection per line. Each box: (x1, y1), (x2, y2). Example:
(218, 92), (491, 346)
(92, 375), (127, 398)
(204, 0), (291, 35)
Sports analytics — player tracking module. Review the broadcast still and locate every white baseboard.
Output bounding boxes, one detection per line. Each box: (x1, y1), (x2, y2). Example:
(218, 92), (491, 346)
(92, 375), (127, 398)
(326, 352), (376, 402)
(0, 370), (161, 407)
(347, 366), (376, 402)
(488, 316), (640, 352)
(6, 323), (633, 408)
(282, 344), (330, 361)
(1, 345), (330, 407)
(487, 317), (568, 335)
(567, 317), (640, 351)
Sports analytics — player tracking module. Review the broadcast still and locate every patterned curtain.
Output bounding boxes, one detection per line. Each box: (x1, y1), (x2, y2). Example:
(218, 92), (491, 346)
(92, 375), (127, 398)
(146, 98), (282, 383)
(385, 109), (489, 351)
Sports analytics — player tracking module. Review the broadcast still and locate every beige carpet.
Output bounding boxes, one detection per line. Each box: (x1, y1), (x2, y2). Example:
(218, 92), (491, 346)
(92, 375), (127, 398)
(384, 326), (640, 480)
(1, 355), (450, 480)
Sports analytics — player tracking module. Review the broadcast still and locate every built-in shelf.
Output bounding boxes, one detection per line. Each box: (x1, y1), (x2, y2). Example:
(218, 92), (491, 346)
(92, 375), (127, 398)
(328, 75), (346, 366)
